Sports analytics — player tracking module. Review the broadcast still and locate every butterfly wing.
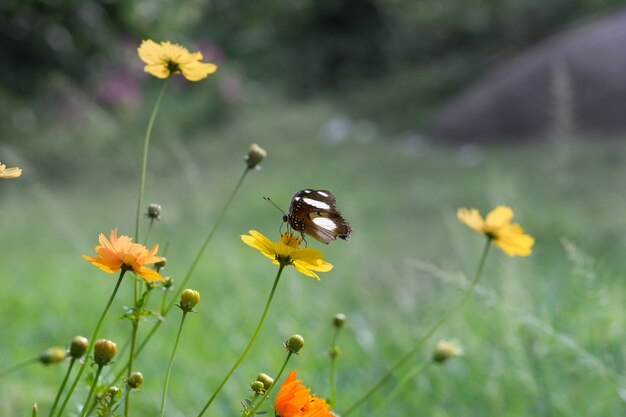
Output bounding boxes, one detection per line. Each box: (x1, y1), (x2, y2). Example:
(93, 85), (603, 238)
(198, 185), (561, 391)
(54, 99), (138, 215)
(287, 189), (352, 244)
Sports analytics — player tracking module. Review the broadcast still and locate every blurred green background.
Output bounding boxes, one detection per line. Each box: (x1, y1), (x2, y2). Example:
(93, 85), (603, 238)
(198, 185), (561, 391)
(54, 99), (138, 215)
(2, 1), (626, 416)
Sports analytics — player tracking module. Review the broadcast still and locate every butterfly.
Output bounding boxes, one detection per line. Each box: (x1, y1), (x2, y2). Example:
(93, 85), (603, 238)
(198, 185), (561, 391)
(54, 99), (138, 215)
(282, 189), (352, 244)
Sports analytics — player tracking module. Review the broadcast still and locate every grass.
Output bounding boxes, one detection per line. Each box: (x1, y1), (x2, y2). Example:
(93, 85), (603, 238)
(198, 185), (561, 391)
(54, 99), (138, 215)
(1, 93), (626, 416)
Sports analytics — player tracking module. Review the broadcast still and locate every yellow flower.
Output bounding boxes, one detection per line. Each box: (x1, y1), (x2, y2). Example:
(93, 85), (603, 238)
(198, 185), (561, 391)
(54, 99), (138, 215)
(241, 230), (333, 280)
(137, 40), (217, 81)
(274, 370), (331, 417)
(0, 163), (22, 179)
(83, 229), (165, 282)
(457, 206), (534, 256)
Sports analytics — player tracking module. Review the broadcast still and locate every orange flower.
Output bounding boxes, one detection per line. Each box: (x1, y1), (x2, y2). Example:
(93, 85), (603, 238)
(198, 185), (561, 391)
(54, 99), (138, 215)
(275, 371), (331, 417)
(83, 229), (165, 282)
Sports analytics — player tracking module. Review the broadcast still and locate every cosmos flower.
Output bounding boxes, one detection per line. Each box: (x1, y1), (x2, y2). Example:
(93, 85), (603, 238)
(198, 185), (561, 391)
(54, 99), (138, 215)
(83, 229), (165, 282)
(457, 206), (534, 256)
(241, 231), (333, 279)
(137, 40), (217, 81)
(0, 163), (22, 179)
(275, 371), (331, 417)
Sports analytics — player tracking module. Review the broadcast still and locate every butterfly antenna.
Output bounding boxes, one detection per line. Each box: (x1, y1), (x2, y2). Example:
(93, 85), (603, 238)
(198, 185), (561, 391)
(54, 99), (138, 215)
(263, 197), (287, 215)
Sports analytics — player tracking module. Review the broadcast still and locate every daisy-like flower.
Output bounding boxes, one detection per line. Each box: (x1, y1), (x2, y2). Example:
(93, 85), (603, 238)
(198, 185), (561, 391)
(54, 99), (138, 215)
(83, 229), (165, 282)
(457, 205), (534, 256)
(241, 230), (333, 279)
(0, 162), (22, 179)
(275, 371), (331, 417)
(137, 39), (217, 81)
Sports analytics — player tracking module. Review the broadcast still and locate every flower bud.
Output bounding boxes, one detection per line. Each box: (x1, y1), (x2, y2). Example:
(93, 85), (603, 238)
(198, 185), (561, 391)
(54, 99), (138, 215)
(333, 313), (347, 328)
(245, 143), (267, 169)
(250, 380), (265, 394)
(329, 345), (341, 359)
(146, 203), (162, 220)
(93, 339), (117, 366)
(285, 334), (305, 354)
(107, 386), (121, 398)
(69, 336), (89, 359)
(32, 402), (38, 417)
(179, 289), (200, 312)
(155, 257), (167, 271)
(126, 371), (144, 389)
(256, 373), (274, 390)
(433, 340), (463, 364)
(39, 347), (67, 365)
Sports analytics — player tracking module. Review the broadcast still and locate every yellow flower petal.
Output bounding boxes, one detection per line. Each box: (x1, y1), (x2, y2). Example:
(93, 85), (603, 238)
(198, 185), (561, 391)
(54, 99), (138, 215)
(456, 208), (485, 233)
(484, 206), (514, 230)
(0, 163), (22, 179)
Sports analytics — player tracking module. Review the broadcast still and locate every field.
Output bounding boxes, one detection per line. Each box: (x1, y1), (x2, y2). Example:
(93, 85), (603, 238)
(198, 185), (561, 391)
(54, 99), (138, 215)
(1, 95), (626, 416)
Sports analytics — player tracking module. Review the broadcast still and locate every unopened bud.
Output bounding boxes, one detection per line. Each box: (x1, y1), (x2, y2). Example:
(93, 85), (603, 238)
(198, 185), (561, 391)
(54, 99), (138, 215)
(245, 143), (267, 169)
(256, 373), (274, 390)
(333, 313), (347, 328)
(126, 371), (144, 389)
(39, 347), (67, 365)
(433, 340), (463, 364)
(32, 402), (38, 417)
(250, 380), (265, 393)
(69, 336), (89, 359)
(107, 386), (121, 398)
(93, 339), (117, 366)
(329, 345), (341, 359)
(155, 257), (167, 271)
(285, 334), (305, 354)
(146, 203), (162, 220)
(179, 289), (200, 312)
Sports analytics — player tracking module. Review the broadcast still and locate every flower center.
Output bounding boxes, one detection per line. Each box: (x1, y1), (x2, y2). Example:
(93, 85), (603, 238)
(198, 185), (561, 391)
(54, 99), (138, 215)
(166, 61), (181, 74)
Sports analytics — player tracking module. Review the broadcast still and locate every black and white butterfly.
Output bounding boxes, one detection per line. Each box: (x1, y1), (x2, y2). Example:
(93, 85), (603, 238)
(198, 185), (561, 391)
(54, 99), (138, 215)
(282, 189), (352, 244)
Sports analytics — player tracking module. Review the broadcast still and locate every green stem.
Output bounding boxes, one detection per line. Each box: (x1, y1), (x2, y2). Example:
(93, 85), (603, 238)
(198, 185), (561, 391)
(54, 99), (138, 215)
(377, 359), (432, 410)
(0, 357), (38, 378)
(56, 269), (127, 417)
(114, 167), (251, 384)
(124, 319), (139, 417)
(134, 79), (169, 308)
(196, 264), (286, 417)
(78, 365), (103, 417)
(48, 358), (76, 417)
(159, 311), (188, 417)
(329, 327), (342, 408)
(342, 239), (491, 416)
(134, 78), (170, 243)
(242, 352), (293, 417)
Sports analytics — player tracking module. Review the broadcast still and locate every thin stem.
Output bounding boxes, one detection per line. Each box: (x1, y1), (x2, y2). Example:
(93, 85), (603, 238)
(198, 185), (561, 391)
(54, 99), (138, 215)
(114, 167), (251, 383)
(377, 359), (432, 410)
(134, 78), (170, 243)
(124, 320), (139, 417)
(243, 352), (293, 417)
(329, 327), (341, 409)
(48, 358), (76, 417)
(133, 79), (169, 309)
(145, 219), (155, 245)
(56, 269), (127, 417)
(0, 357), (38, 378)
(196, 264), (286, 417)
(342, 239), (491, 416)
(79, 365), (103, 417)
(159, 311), (188, 417)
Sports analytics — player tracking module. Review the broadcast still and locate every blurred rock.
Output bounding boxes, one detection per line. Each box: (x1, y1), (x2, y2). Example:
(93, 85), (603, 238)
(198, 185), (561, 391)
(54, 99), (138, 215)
(427, 8), (626, 143)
